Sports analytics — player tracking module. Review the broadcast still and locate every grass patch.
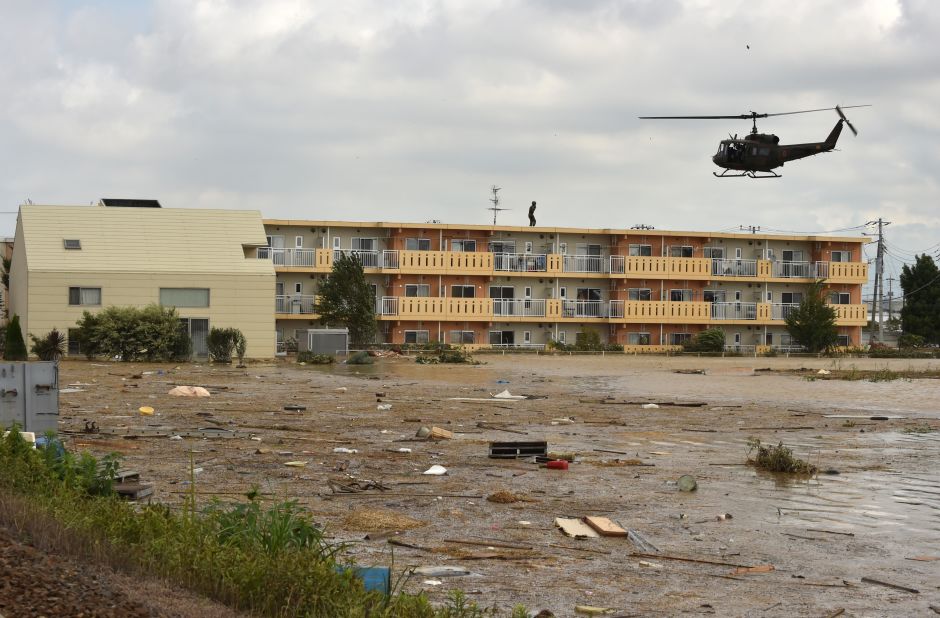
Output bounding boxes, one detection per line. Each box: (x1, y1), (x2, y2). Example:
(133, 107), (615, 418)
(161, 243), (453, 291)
(746, 438), (817, 475)
(901, 424), (936, 434)
(296, 351), (335, 364)
(0, 428), (523, 617)
(416, 348), (479, 364)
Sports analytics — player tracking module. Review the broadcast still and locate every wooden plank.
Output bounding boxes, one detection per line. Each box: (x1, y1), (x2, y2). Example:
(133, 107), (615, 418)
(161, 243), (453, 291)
(429, 427), (453, 440)
(584, 516), (627, 537)
(554, 517), (599, 539)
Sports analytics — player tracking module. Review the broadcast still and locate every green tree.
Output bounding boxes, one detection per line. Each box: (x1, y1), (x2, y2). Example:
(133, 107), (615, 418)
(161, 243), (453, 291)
(3, 314), (28, 360)
(682, 327), (725, 352)
(74, 305), (191, 361)
(785, 280), (838, 352)
(900, 254), (940, 344)
(29, 328), (66, 361)
(207, 327), (246, 363)
(316, 253), (376, 347)
(1, 256), (10, 290)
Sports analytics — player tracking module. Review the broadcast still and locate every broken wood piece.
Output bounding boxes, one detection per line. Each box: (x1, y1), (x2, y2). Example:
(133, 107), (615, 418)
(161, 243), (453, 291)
(630, 552), (750, 568)
(429, 427), (453, 440)
(548, 543), (611, 555)
(731, 564), (775, 575)
(583, 516), (627, 537)
(905, 555), (940, 562)
(860, 577), (919, 594)
(554, 517), (599, 539)
(387, 538), (431, 551)
(806, 528), (855, 537)
(824, 609), (845, 618)
(489, 441), (547, 459)
(444, 539), (534, 550)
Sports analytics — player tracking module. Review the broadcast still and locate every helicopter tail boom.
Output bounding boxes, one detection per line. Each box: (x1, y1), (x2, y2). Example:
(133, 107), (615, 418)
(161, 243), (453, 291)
(824, 119), (844, 149)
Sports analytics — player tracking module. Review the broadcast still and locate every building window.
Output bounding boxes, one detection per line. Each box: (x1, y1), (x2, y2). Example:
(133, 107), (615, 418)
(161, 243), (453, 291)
(629, 244), (652, 256)
(558, 242), (567, 255)
(765, 332), (773, 345)
(405, 284), (430, 297)
(449, 330), (475, 344)
(523, 330), (531, 344)
(628, 332), (651, 345)
(404, 330), (430, 344)
(670, 333), (692, 345)
(63, 239), (82, 250)
(576, 243), (602, 256)
(67, 328), (82, 356)
(703, 290), (725, 303)
(781, 292), (804, 304)
(703, 246), (724, 259)
(68, 287), (101, 306)
(627, 288), (652, 301)
(668, 246), (693, 258)
(782, 249), (804, 262)
(558, 331), (566, 344)
(489, 330), (515, 345)
(452, 239), (476, 252)
(294, 282), (303, 294)
(489, 241), (516, 253)
(836, 335), (850, 347)
(670, 289), (693, 302)
(352, 238), (376, 251)
(831, 251), (852, 262)
(829, 292), (851, 305)
(406, 238), (431, 251)
(159, 288), (210, 307)
(451, 285), (475, 298)
(295, 236), (304, 248)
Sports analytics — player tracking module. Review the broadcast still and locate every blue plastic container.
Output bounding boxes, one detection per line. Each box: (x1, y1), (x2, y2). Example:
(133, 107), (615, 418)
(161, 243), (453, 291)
(335, 566), (390, 595)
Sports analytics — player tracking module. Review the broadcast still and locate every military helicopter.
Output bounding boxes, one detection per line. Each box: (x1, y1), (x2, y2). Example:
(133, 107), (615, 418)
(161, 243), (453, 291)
(639, 105), (870, 178)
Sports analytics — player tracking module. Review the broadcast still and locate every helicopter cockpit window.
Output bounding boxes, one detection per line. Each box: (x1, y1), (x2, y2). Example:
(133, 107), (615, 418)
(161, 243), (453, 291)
(758, 147), (770, 156)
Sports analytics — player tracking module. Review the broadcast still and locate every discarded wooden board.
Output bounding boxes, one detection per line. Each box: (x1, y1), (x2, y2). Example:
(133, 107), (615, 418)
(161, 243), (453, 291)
(489, 441), (547, 459)
(583, 516), (627, 537)
(731, 564), (775, 575)
(906, 555), (940, 562)
(114, 482), (153, 501)
(574, 606), (614, 616)
(429, 427), (453, 440)
(555, 517), (599, 539)
(861, 576), (919, 594)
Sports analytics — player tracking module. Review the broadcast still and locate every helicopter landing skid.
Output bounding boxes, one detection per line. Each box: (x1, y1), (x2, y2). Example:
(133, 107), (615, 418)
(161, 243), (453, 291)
(713, 169), (748, 178)
(745, 170), (781, 179)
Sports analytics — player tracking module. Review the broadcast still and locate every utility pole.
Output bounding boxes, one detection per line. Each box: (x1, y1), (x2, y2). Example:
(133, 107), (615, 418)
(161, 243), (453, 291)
(886, 275), (895, 323)
(867, 218), (890, 343)
(740, 225), (760, 234)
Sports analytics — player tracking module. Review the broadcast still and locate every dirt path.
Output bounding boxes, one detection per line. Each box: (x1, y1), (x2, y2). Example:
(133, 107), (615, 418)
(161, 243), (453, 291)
(53, 356), (940, 617)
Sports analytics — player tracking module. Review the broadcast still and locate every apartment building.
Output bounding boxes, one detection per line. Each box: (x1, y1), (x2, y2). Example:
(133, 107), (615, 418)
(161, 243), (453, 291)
(263, 220), (868, 353)
(9, 203), (275, 358)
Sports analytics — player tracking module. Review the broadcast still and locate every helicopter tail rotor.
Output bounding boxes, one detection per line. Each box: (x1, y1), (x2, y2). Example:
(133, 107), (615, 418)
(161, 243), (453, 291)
(836, 105), (858, 136)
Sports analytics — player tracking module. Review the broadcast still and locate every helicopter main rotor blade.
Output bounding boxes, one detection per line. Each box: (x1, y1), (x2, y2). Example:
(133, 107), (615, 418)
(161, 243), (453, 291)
(764, 104), (871, 118)
(638, 114), (765, 120)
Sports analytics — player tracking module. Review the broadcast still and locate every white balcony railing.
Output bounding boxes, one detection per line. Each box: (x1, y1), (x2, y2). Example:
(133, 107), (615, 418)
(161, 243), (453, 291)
(379, 296), (399, 316)
(492, 299), (547, 317)
(489, 343), (546, 350)
(814, 261), (830, 278)
(334, 249), (382, 268)
(258, 247), (316, 267)
(561, 300), (608, 318)
(493, 253), (547, 272)
(275, 294), (317, 314)
(609, 255), (625, 275)
(771, 303), (801, 320)
(563, 255), (608, 273)
(772, 261), (812, 278)
(711, 258), (757, 277)
(710, 302), (757, 320)
(609, 299), (625, 318)
(382, 250), (399, 269)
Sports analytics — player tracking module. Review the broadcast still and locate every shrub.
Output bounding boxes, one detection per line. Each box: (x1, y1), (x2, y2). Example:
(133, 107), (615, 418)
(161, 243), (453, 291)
(3, 315), (28, 361)
(746, 438), (817, 474)
(74, 305), (191, 362)
(899, 333), (925, 349)
(346, 350), (373, 365)
(297, 351), (334, 364)
(682, 328), (725, 352)
(29, 328), (66, 361)
(207, 327), (247, 363)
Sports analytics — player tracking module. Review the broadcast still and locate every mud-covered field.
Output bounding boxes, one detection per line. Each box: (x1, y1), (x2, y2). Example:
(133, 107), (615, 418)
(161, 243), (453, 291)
(49, 355), (940, 616)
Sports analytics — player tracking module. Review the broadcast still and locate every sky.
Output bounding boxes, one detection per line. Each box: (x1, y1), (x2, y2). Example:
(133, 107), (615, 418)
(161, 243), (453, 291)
(2, 0), (939, 292)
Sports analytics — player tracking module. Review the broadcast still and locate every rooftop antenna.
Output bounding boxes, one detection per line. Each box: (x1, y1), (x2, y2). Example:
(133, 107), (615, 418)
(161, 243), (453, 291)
(487, 185), (509, 225)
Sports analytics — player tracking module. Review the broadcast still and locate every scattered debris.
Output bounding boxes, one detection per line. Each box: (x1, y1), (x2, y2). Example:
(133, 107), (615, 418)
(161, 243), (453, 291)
(550, 417), (575, 425)
(817, 369), (831, 375)
(641, 403), (660, 409)
(423, 579), (443, 586)
(492, 389), (527, 400)
(574, 606), (614, 616)
(428, 427), (453, 440)
(732, 565), (775, 575)
(335, 387), (348, 393)
(489, 441), (547, 459)
(545, 460), (568, 470)
(677, 475), (697, 492)
(555, 518), (600, 539)
(584, 516), (627, 537)
(168, 386), (211, 397)
(283, 405), (306, 411)
(423, 465), (448, 475)
(138, 406), (155, 416)
(416, 426), (431, 439)
(412, 566), (471, 577)
(376, 404), (392, 411)
(343, 508), (425, 532)
(284, 461), (307, 467)
(627, 530), (659, 553)
(486, 490), (522, 504)
(860, 577), (919, 594)
(333, 447), (359, 454)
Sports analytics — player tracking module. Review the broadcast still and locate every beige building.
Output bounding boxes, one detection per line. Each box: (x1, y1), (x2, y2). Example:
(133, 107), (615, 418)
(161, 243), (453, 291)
(9, 203), (275, 358)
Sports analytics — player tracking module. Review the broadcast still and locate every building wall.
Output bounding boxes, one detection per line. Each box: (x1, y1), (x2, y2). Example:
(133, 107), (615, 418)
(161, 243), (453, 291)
(24, 271), (275, 359)
(8, 220), (29, 336)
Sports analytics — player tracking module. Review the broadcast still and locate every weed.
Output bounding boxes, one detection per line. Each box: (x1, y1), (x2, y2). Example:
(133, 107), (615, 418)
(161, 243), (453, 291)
(347, 350), (374, 365)
(296, 351), (335, 364)
(746, 438), (817, 474)
(842, 419), (856, 428)
(901, 424), (936, 434)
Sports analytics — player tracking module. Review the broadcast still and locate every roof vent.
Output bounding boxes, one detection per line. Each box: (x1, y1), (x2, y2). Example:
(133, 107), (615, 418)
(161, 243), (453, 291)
(64, 239), (81, 250)
(100, 198), (161, 208)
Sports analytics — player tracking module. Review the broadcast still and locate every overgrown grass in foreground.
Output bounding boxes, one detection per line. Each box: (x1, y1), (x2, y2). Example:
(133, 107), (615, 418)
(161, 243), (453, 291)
(0, 429), (526, 617)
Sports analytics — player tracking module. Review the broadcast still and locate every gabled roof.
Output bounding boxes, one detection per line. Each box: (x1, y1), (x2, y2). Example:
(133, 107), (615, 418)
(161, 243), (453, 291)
(18, 205), (272, 275)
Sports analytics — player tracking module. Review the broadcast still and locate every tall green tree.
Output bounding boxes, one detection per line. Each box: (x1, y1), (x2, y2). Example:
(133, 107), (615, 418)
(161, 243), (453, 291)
(785, 280), (838, 352)
(3, 314), (28, 360)
(900, 254), (940, 344)
(316, 253), (377, 347)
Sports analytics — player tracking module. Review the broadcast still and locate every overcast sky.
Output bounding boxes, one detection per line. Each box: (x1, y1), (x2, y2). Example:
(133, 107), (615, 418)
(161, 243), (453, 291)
(2, 0), (938, 289)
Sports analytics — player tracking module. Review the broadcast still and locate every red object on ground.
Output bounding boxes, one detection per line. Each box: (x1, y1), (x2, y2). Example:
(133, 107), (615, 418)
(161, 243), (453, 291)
(546, 460), (569, 470)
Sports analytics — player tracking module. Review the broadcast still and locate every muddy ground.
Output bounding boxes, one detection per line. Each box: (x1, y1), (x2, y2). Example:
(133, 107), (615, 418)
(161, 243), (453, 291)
(53, 355), (940, 617)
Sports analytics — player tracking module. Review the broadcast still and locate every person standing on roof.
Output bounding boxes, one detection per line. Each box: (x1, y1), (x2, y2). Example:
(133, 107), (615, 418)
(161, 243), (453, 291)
(528, 201), (537, 226)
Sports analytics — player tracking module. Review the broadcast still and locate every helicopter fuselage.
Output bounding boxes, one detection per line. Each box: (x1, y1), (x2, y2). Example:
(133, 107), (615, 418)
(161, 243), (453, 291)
(712, 120), (845, 175)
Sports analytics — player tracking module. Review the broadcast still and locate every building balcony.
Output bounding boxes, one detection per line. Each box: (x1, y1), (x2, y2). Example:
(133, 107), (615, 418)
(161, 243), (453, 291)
(493, 299), (547, 317)
(275, 294), (318, 315)
(259, 247), (333, 269)
(609, 300), (713, 323)
(494, 253), (548, 272)
(563, 255), (608, 274)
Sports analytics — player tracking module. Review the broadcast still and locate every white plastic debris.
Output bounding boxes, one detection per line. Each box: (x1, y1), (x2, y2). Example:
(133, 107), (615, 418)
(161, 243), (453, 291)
(423, 579), (443, 586)
(492, 389), (526, 400)
(333, 447), (358, 454)
(396, 448), (412, 453)
(422, 465), (448, 476)
(169, 435), (183, 441)
(376, 404), (392, 411)
(642, 403), (660, 409)
(413, 566), (470, 577)
(168, 386), (211, 397)
(335, 387), (348, 393)
(817, 369), (831, 375)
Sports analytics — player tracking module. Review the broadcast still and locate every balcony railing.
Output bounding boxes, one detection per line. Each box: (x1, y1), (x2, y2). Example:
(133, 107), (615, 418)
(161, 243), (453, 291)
(561, 300), (608, 318)
(379, 296), (399, 316)
(382, 250), (399, 269)
(493, 253), (547, 272)
(489, 343), (546, 350)
(712, 258), (757, 277)
(275, 294), (317, 314)
(333, 249), (382, 268)
(259, 247), (317, 267)
(609, 255), (625, 274)
(771, 303), (800, 320)
(563, 255), (608, 273)
(772, 261), (814, 278)
(492, 299), (547, 317)
(710, 302), (757, 320)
